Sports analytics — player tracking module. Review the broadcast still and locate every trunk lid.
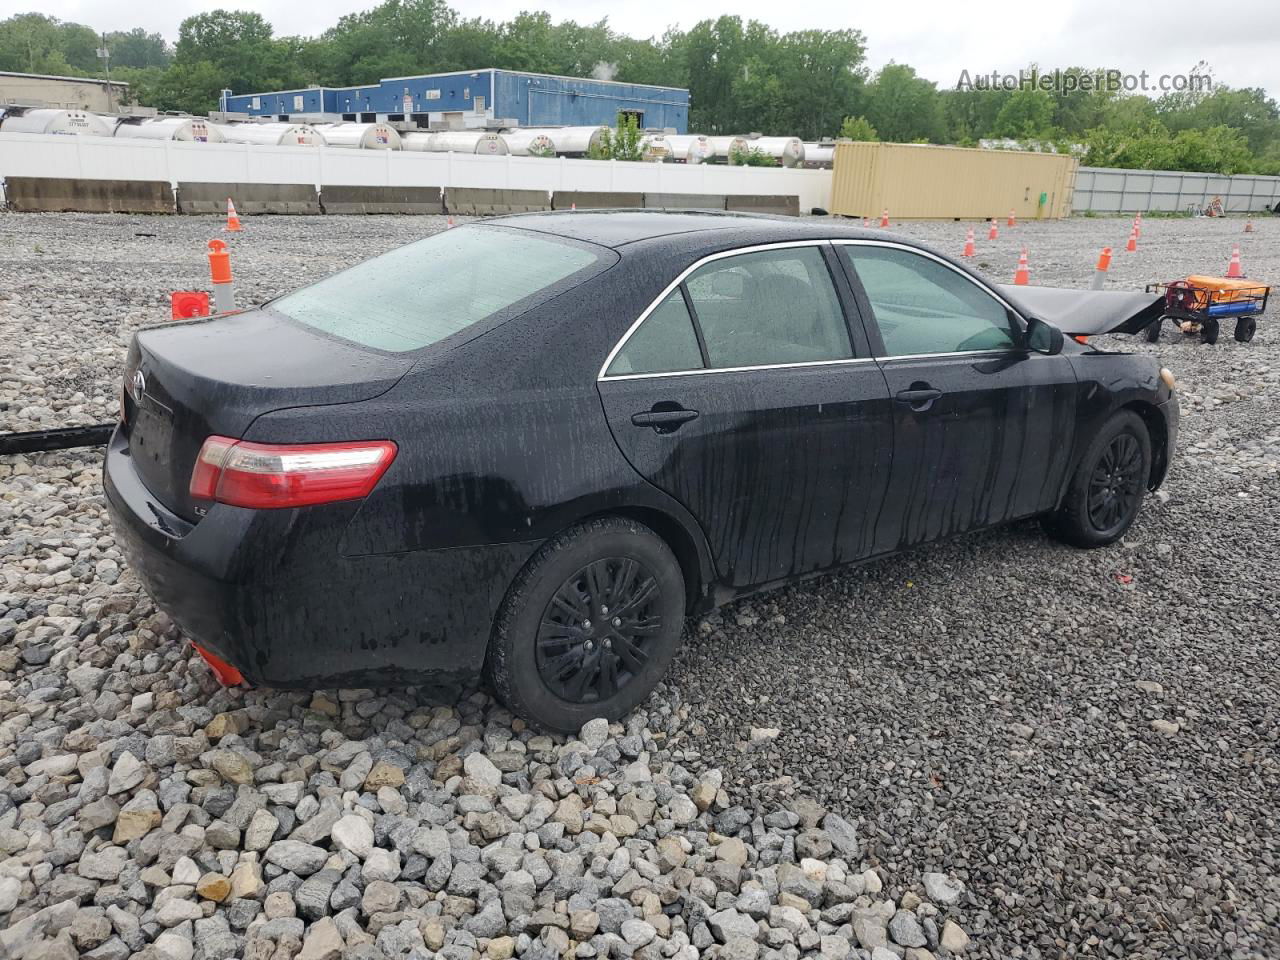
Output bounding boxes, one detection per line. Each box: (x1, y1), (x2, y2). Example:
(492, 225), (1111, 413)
(121, 307), (411, 522)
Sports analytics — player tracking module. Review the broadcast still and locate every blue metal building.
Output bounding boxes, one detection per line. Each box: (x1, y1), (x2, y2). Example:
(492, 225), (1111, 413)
(221, 69), (689, 133)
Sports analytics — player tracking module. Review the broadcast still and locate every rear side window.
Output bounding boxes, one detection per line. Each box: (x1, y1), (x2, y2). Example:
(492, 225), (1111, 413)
(840, 245), (1016, 356)
(271, 226), (601, 352)
(684, 247), (851, 369)
(606, 291), (703, 376)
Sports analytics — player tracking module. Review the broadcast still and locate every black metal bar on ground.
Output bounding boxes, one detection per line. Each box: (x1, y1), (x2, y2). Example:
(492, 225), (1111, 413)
(0, 423), (114, 455)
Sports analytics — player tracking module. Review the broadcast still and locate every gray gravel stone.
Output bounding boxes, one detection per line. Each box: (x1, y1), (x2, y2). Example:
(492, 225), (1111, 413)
(264, 840), (328, 876)
(888, 910), (926, 948)
(922, 872), (964, 907)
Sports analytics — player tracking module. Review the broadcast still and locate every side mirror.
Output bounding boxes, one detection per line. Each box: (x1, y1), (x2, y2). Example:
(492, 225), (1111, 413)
(1025, 317), (1064, 356)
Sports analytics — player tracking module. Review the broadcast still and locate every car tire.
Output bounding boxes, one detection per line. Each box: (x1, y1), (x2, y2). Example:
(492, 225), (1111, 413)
(1042, 410), (1152, 549)
(1235, 317), (1257, 342)
(486, 517), (686, 733)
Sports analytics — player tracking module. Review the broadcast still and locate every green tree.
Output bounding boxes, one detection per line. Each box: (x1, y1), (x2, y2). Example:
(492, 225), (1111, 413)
(0, 14), (76, 75)
(992, 89), (1056, 139)
(149, 59), (227, 114)
(112, 65), (167, 105)
(838, 115), (877, 140)
(168, 10), (311, 108)
(768, 29), (866, 140)
(729, 144), (777, 166)
(680, 16), (749, 133)
(588, 112), (645, 161)
(105, 28), (170, 69)
(1163, 86), (1279, 156)
(864, 63), (944, 142)
(174, 10), (274, 69)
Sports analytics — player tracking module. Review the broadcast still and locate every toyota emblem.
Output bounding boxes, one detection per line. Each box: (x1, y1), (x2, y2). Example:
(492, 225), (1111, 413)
(129, 369), (146, 404)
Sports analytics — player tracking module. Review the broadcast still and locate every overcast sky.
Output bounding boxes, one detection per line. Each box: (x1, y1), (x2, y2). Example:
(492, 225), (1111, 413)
(45, 0), (1280, 98)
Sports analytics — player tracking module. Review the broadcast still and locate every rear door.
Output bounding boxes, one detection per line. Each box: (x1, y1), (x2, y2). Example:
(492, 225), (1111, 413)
(596, 242), (894, 589)
(835, 241), (1077, 550)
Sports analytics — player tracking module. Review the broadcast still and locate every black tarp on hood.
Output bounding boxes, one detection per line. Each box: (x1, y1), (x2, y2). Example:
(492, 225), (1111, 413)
(996, 285), (1164, 337)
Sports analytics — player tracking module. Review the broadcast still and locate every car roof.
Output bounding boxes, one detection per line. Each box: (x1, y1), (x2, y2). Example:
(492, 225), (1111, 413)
(483, 209), (888, 249)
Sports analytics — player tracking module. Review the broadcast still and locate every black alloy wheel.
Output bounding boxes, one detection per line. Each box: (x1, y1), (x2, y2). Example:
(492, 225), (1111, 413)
(1086, 432), (1145, 536)
(486, 517), (686, 732)
(535, 557), (663, 704)
(1041, 410), (1152, 549)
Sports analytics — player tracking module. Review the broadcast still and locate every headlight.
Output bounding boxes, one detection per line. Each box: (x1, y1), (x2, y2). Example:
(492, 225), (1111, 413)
(1160, 367), (1177, 390)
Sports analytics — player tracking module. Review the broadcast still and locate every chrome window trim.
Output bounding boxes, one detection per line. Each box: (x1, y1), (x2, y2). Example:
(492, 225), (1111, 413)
(878, 349), (1020, 362)
(596, 239), (842, 382)
(602, 356), (879, 383)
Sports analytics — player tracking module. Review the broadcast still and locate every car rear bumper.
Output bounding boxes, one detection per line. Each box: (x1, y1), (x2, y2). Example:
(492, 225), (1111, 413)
(103, 427), (535, 689)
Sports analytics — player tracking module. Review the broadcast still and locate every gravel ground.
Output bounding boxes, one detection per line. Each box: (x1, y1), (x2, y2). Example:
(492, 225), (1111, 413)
(2, 210), (1278, 960)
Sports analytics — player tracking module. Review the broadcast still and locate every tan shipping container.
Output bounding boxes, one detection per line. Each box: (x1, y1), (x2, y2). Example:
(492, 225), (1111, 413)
(831, 141), (1077, 220)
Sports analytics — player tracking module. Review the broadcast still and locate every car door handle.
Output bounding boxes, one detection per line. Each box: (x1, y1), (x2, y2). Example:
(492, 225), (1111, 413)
(631, 408), (699, 430)
(894, 387), (943, 411)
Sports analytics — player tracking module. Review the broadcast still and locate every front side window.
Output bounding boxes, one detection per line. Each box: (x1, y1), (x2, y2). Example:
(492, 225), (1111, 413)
(840, 246), (1017, 357)
(685, 247), (852, 369)
(271, 226), (602, 353)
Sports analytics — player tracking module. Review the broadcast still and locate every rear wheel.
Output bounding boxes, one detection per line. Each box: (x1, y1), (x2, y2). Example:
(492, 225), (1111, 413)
(1235, 317), (1257, 342)
(1042, 411), (1152, 548)
(486, 517), (686, 732)
(1144, 318), (1162, 343)
(1200, 318), (1220, 344)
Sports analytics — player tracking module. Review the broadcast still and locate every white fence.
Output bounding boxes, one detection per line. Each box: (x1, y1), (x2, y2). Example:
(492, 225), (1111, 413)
(1073, 166), (1280, 214)
(0, 133), (834, 211)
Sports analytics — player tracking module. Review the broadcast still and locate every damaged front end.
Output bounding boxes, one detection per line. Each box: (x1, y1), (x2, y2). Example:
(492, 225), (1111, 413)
(996, 285), (1164, 338)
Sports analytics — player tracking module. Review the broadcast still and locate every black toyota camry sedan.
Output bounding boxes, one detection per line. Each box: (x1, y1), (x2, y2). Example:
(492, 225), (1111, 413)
(106, 211), (1178, 731)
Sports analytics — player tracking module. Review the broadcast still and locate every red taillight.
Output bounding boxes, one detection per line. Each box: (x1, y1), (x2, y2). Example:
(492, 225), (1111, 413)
(189, 436), (397, 509)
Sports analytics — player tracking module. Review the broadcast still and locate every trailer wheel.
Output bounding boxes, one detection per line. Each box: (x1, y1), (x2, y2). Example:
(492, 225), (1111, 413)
(1234, 317), (1257, 343)
(1200, 318), (1220, 345)
(1144, 319), (1162, 343)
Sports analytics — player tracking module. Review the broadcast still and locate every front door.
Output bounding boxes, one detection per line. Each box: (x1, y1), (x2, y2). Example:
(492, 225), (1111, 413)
(597, 243), (894, 589)
(836, 241), (1078, 552)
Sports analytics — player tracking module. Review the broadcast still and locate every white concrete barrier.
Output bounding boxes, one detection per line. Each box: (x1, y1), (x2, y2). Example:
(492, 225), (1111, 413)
(0, 133), (833, 213)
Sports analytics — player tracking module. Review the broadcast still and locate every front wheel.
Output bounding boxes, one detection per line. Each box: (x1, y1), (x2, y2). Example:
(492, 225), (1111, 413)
(1235, 317), (1257, 343)
(1144, 318), (1162, 343)
(1200, 318), (1220, 344)
(486, 517), (686, 732)
(1042, 411), (1152, 548)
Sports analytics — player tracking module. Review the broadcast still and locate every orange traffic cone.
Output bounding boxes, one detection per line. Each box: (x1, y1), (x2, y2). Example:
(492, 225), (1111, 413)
(879, 209), (889, 227)
(1090, 246), (1112, 290)
(1125, 228), (1137, 253)
(224, 198), (242, 232)
(862, 217), (869, 227)
(1007, 208), (1016, 228)
(1226, 245), (1244, 278)
(447, 216), (455, 229)
(1132, 216), (1141, 238)
(962, 227), (976, 257)
(988, 218), (998, 240)
(1244, 220), (1254, 233)
(1013, 249), (1030, 285)
(570, 202), (577, 211)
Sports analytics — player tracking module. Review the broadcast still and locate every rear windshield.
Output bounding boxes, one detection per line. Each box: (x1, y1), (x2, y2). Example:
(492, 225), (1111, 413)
(270, 226), (602, 352)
